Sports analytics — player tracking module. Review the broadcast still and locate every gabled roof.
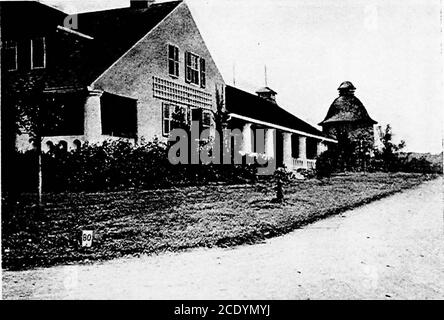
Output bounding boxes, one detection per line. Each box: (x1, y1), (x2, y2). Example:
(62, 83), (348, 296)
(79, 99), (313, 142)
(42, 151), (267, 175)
(45, 1), (183, 89)
(0, 1), (67, 38)
(226, 85), (332, 140)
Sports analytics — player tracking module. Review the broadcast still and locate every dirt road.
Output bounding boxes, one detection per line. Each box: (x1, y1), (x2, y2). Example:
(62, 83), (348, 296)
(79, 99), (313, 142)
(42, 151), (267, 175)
(3, 178), (443, 300)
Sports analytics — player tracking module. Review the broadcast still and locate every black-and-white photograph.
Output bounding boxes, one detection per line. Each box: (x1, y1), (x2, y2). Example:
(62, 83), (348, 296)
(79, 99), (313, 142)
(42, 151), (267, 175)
(0, 0), (443, 304)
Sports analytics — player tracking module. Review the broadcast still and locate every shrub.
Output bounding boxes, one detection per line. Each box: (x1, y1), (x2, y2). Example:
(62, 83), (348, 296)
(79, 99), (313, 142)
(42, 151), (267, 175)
(272, 167), (292, 202)
(316, 150), (337, 178)
(399, 156), (442, 174)
(9, 139), (265, 194)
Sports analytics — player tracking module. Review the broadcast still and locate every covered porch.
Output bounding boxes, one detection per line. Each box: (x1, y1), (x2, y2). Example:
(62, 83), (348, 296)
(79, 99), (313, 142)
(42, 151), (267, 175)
(20, 88), (139, 152)
(230, 114), (335, 171)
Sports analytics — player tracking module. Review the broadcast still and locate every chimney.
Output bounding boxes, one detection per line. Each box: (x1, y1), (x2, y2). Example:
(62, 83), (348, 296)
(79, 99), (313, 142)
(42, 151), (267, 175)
(256, 87), (277, 103)
(130, 0), (155, 9)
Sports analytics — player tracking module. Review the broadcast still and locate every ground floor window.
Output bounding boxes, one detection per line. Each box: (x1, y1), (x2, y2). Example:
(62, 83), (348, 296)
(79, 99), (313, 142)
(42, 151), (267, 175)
(162, 105), (214, 137)
(201, 110), (212, 130)
(163, 103), (189, 136)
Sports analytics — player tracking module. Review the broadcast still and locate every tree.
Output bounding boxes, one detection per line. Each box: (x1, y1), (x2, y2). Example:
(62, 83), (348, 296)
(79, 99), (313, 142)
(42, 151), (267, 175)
(214, 85), (232, 165)
(330, 125), (375, 172)
(375, 124), (406, 172)
(316, 148), (338, 178)
(350, 127), (374, 172)
(214, 85), (229, 134)
(15, 87), (64, 205)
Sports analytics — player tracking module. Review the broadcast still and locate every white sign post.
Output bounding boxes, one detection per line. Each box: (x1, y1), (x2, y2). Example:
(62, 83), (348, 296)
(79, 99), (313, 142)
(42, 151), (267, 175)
(82, 230), (94, 248)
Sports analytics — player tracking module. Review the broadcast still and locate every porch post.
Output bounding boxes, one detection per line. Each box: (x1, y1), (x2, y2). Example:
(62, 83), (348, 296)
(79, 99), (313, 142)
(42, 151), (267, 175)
(241, 123), (252, 154)
(283, 132), (293, 169)
(298, 136), (307, 167)
(84, 90), (103, 142)
(265, 128), (276, 158)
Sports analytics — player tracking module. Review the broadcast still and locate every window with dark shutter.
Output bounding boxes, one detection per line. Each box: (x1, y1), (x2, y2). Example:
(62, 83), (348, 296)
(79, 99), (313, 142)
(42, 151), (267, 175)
(185, 51), (200, 85)
(185, 52), (192, 83)
(4, 41), (18, 71)
(200, 58), (206, 88)
(168, 44), (179, 77)
(191, 108), (202, 132)
(31, 37), (46, 69)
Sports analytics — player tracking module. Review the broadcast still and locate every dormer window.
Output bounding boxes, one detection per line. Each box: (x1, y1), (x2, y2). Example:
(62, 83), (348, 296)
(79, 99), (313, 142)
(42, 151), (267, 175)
(31, 37), (46, 69)
(168, 44), (179, 78)
(3, 40), (17, 71)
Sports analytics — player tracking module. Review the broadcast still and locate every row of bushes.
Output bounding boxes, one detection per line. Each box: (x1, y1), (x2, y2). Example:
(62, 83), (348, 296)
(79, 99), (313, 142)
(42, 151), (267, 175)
(8, 138), (441, 193)
(383, 156), (442, 174)
(315, 149), (442, 178)
(11, 140), (262, 194)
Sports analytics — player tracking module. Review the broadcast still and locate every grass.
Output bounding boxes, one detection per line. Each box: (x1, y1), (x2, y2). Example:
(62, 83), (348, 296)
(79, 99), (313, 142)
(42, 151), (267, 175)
(1, 172), (438, 271)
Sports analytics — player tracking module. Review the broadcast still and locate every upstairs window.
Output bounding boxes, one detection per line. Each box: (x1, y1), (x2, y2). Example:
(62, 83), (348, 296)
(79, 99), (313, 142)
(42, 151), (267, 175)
(3, 41), (17, 71)
(168, 44), (179, 78)
(200, 58), (206, 88)
(185, 51), (199, 85)
(31, 37), (46, 69)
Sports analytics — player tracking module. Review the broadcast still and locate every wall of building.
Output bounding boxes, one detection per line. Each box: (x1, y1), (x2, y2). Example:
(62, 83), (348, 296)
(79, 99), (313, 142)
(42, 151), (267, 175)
(91, 2), (225, 142)
(1, 2), (87, 96)
(1, 1), (94, 153)
(324, 123), (375, 145)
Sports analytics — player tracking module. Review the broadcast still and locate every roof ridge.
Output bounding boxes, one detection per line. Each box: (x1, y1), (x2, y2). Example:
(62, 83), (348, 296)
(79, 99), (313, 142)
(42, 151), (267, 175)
(0, 1), (68, 16)
(75, 0), (183, 16)
(227, 85), (325, 136)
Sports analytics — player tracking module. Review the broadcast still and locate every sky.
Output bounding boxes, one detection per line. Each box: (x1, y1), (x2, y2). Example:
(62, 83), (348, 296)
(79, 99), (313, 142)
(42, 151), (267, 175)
(37, 0), (444, 153)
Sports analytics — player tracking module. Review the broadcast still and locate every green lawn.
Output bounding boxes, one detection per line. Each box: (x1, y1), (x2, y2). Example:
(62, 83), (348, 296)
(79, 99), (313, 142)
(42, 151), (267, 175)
(2, 172), (438, 271)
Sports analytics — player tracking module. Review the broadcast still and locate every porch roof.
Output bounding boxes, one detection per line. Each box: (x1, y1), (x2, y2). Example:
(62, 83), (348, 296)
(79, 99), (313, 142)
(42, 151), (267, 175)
(225, 85), (336, 142)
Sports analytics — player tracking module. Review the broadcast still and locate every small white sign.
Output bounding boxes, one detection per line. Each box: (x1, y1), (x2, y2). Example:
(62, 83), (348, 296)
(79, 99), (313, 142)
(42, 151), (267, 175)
(82, 230), (94, 248)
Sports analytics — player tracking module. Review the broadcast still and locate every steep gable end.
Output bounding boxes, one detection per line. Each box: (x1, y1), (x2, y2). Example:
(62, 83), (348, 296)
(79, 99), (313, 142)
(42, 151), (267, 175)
(92, 1), (224, 95)
(45, 1), (183, 89)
